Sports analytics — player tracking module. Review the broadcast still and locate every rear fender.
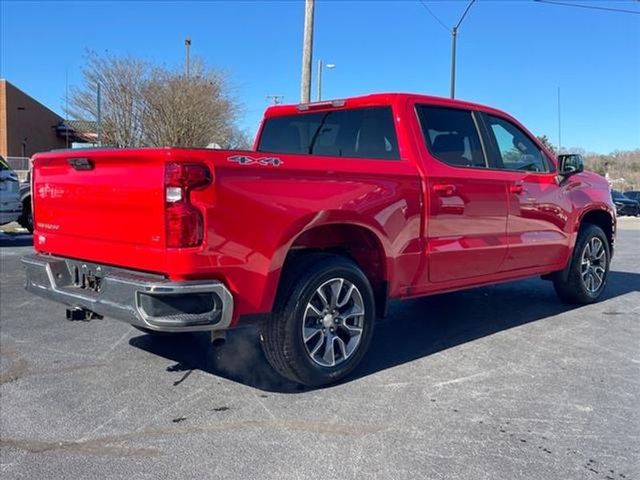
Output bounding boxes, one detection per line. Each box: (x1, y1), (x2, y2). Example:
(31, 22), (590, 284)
(258, 211), (392, 314)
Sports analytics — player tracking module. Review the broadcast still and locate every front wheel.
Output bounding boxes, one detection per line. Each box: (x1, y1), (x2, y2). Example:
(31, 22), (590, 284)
(553, 224), (610, 304)
(261, 255), (375, 387)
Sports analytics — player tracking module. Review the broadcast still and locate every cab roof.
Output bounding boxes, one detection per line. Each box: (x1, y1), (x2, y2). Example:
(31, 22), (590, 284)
(264, 92), (511, 119)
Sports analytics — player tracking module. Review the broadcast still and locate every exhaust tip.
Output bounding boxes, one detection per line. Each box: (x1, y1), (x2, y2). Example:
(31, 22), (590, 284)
(211, 330), (227, 346)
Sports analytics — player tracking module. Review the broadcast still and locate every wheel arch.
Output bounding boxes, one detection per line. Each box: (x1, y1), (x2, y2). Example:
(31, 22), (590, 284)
(269, 222), (390, 318)
(579, 208), (615, 253)
(549, 207), (615, 283)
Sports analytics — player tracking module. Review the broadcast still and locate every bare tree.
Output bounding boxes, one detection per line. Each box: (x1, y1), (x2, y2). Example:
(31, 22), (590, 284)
(142, 61), (238, 147)
(67, 52), (148, 147)
(536, 135), (556, 154)
(221, 127), (253, 150)
(585, 148), (640, 189)
(67, 52), (241, 148)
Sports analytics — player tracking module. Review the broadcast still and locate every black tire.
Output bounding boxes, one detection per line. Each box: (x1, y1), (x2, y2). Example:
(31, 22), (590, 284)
(261, 254), (375, 387)
(18, 198), (33, 233)
(553, 224), (610, 304)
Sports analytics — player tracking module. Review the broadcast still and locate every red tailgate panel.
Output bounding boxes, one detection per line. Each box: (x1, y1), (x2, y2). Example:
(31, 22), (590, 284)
(33, 149), (168, 274)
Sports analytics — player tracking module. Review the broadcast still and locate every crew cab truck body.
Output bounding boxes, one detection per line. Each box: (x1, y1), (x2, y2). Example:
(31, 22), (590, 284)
(23, 93), (616, 386)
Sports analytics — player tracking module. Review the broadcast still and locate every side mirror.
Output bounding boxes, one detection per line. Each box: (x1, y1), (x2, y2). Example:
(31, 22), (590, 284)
(558, 154), (584, 176)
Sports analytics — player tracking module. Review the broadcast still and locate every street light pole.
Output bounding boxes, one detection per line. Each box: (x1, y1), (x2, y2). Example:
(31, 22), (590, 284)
(557, 86), (562, 153)
(185, 37), (192, 77)
(450, 0), (475, 99)
(450, 27), (458, 99)
(316, 60), (335, 101)
(97, 82), (102, 147)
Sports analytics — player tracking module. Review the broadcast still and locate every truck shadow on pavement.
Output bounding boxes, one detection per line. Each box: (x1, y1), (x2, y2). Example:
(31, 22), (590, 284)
(129, 270), (640, 393)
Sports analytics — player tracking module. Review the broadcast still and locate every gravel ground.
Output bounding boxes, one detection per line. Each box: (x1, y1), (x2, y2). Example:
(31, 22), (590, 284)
(1, 227), (638, 480)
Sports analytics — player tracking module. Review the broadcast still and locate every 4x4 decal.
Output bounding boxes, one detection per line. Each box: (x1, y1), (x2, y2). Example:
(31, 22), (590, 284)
(227, 155), (283, 166)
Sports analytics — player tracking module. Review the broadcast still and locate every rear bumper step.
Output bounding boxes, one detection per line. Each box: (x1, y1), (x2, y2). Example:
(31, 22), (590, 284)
(22, 254), (234, 332)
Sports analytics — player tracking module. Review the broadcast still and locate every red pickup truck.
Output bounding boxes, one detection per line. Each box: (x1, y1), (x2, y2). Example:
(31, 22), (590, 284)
(23, 93), (616, 386)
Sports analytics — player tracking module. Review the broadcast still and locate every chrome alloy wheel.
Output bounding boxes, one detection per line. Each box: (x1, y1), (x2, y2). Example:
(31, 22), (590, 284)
(580, 237), (607, 293)
(302, 278), (365, 368)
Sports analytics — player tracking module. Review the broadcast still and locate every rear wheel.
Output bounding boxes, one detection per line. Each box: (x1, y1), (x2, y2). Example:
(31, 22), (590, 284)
(18, 198), (33, 233)
(261, 254), (375, 387)
(553, 224), (610, 304)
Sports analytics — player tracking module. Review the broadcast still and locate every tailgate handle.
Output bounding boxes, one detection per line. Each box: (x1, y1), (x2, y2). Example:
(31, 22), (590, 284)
(68, 158), (94, 171)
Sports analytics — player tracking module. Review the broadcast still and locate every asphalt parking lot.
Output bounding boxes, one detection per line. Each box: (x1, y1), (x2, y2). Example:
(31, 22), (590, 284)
(1, 225), (638, 480)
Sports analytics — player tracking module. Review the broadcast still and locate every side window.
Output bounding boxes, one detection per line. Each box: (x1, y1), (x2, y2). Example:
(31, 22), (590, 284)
(257, 107), (399, 160)
(416, 105), (486, 168)
(486, 115), (549, 172)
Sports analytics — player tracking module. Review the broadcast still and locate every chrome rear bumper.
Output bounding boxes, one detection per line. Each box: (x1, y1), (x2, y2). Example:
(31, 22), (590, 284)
(22, 254), (234, 332)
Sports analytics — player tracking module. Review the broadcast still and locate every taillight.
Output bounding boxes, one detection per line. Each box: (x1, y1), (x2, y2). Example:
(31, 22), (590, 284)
(30, 167), (36, 230)
(165, 163), (211, 248)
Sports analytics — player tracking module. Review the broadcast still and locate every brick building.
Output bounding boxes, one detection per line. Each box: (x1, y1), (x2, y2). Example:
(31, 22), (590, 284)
(0, 79), (70, 158)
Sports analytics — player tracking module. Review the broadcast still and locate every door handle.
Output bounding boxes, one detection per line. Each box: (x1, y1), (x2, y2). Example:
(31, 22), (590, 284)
(510, 183), (524, 194)
(433, 184), (456, 196)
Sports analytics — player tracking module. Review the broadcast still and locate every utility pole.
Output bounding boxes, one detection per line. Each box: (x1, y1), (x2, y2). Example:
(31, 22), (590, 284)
(450, 0), (475, 99)
(97, 82), (102, 146)
(65, 67), (69, 148)
(557, 86), (562, 153)
(267, 95), (284, 105)
(185, 37), (192, 77)
(317, 59), (323, 101)
(300, 0), (315, 103)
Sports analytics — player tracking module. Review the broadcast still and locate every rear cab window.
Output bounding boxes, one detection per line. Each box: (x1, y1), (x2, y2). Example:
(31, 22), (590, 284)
(257, 106), (399, 160)
(415, 105), (487, 168)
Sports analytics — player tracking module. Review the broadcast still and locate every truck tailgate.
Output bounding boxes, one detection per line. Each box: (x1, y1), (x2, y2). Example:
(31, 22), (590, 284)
(33, 149), (168, 273)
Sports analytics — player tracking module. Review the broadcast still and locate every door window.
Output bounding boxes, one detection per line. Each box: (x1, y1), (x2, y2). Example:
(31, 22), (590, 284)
(486, 115), (549, 172)
(416, 106), (487, 168)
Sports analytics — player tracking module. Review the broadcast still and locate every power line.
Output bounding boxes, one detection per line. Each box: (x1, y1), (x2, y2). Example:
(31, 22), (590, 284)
(534, 0), (640, 15)
(418, 0), (450, 33)
(455, 0), (476, 29)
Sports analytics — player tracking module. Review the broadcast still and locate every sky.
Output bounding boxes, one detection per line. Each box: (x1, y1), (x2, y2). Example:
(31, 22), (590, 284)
(1, 0), (639, 153)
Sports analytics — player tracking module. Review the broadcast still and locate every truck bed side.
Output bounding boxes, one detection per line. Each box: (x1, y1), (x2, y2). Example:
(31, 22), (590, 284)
(32, 147), (423, 322)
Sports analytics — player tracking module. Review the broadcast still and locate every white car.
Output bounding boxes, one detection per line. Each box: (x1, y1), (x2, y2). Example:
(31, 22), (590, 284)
(0, 157), (23, 226)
